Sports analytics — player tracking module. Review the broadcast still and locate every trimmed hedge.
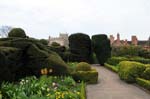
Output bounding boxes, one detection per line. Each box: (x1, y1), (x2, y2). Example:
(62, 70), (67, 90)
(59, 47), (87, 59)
(69, 33), (92, 63)
(8, 28), (26, 38)
(118, 61), (146, 83)
(106, 56), (150, 65)
(76, 62), (91, 71)
(92, 34), (111, 65)
(142, 67), (150, 80)
(104, 63), (118, 73)
(106, 57), (128, 66)
(136, 78), (150, 90)
(72, 69), (98, 84)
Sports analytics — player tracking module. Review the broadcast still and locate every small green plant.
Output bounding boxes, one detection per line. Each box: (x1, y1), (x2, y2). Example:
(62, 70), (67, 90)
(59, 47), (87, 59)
(0, 76), (86, 99)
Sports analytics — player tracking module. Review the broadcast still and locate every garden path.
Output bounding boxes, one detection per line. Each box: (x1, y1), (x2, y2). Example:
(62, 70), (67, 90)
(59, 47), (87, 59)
(87, 65), (150, 99)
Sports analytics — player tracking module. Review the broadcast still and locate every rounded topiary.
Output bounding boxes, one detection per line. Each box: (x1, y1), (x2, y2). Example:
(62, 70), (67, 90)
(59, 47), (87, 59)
(8, 28), (26, 38)
(118, 61), (146, 83)
(142, 67), (150, 80)
(76, 62), (91, 71)
(69, 33), (92, 63)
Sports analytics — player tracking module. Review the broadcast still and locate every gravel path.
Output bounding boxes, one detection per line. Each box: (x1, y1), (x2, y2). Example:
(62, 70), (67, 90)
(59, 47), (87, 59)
(87, 65), (150, 99)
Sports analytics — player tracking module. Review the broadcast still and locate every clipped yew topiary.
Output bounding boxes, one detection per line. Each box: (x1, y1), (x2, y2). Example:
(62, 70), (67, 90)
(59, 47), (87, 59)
(76, 62), (91, 71)
(8, 28), (26, 38)
(0, 37), (69, 83)
(92, 34), (111, 65)
(69, 33), (92, 63)
(118, 61), (146, 83)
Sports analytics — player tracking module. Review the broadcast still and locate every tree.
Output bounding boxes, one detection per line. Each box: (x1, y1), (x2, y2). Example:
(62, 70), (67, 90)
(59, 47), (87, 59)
(92, 34), (111, 65)
(69, 33), (92, 63)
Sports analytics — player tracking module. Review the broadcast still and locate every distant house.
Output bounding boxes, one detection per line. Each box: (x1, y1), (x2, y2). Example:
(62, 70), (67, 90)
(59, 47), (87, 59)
(109, 33), (150, 50)
(48, 33), (69, 48)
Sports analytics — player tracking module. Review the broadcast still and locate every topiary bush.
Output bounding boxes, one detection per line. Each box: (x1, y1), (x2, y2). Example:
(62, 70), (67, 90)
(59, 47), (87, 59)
(0, 37), (69, 83)
(0, 47), (22, 83)
(69, 33), (92, 63)
(118, 61), (146, 83)
(8, 28), (26, 38)
(76, 62), (91, 71)
(72, 69), (98, 84)
(92, 34), (111, 65)
(142, 67), (150, 80)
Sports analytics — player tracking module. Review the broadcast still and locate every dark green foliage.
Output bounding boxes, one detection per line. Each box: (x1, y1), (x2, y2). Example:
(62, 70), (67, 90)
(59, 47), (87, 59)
(8, 28), (26, 38)
(0, 47), (22, 83)
(118, 61), (146, 83)
(69, 33), (92, 63)
(0, 37), (69, 83)
(106, 57), (128, 65)
(138, 49), (150, 59)
(51, 42), (61, 47)
(92, 34), (111, 65)
(142, 67), (150, 80)
(76, 62), (91, 71)
(136, 78), (150, 90)
(72, 70), (98, 84)
(39, 39), (48, 45)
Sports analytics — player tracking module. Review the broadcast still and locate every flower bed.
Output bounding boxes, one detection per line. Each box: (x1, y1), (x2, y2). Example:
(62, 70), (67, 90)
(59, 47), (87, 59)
(0, 76), (86, 99)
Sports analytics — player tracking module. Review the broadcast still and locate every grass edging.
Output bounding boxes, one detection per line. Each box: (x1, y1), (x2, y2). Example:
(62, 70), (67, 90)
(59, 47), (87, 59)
(136, 78), (150, 91)
(104, 63), (118, 73)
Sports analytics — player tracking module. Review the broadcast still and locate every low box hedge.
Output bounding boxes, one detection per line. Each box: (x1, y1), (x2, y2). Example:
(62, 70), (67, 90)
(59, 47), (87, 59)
(106, 57), (128, 65)
(104, 63), (118, 73)
(118, 61), (146, 83)
(72, 69), (98, 84)
(136, 78), (150, 90)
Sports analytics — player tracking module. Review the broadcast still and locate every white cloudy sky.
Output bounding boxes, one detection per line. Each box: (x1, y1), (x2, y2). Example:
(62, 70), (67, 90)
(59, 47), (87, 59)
(0, 0), (150, 40)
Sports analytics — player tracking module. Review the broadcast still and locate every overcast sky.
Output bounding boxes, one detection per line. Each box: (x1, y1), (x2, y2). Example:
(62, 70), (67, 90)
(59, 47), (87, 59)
(0, 0), (150, 40)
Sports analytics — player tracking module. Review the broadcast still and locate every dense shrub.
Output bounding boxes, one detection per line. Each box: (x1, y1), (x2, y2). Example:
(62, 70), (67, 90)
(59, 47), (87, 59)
(0, 38), (69, 83)
(8, 28), (26, 38)
(136, 78), (150, 90)
(142, 67), (150, 80)
(106, 57), (128, 65)
(69, 33), (92, 63)
(72, 69), (98, 84)
(111, 46), (141, 57)
(39, 39), (48, 45)
(0, 47), (22, 83)
(92, 34), (111, 65)
(76, 62), (91, 71)
(118, 61), (146, 83)
(138, 49), (150, 59)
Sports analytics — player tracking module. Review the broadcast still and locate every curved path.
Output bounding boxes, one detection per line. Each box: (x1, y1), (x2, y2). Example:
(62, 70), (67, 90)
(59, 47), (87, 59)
(87, 65), (150, 99)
